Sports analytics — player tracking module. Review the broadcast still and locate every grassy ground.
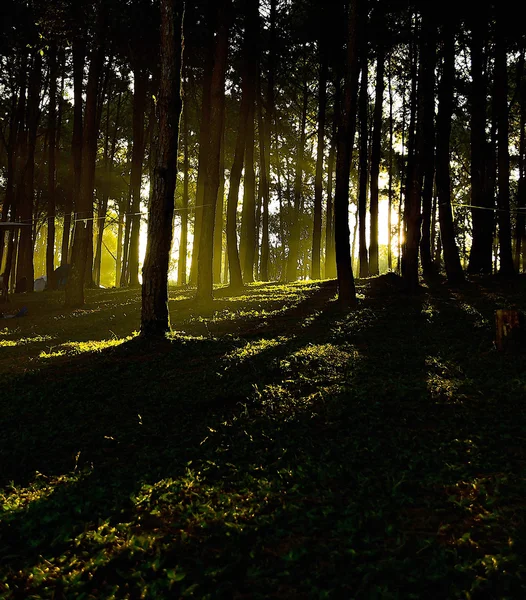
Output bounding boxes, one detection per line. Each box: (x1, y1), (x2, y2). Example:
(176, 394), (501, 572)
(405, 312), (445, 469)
(1, 275), (526, 599)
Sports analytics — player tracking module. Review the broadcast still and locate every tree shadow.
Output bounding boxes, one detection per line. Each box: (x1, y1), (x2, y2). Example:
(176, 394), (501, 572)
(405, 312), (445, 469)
(2, 278), (526, 598)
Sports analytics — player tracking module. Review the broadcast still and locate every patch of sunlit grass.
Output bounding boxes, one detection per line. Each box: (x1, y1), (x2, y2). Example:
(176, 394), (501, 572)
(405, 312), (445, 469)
(0, 335), (54, 348)
(39, 334), (137, 359)
(224, 337), (286, 365)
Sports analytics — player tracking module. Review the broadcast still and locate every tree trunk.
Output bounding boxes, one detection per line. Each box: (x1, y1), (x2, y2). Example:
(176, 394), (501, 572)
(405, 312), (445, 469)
(494, 6), (515, 275)
(65, 8), (106, 307)
(258, 74), (270, 281)
(419, 13), (437, 277)
(515, 70), (526, 272)
(141, 0), (184, 335)
(213, 130), (225, 284)
(47, 41), (58, 289)
(178, 96), (189, 286)
(311, 33), (328, 280)
(358, 52), (369, 278)
(402, 19), (421, 292)
(387, 54), (394, 271)
(436, 19), (464, 283)
(189, 7), (215, 286)
(369, 42), (385, 276)
(62, 39), (85, 268)
(325, 80), (339, 279)
(286, 72), (308, 282)
(127, 66), (148, 287)
(334, 0), (361, 308)
(16, 50), (41, 291)
(196, 1), (230, 304)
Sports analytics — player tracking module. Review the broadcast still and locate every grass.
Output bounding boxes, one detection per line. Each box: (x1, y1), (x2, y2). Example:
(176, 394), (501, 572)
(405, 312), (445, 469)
(1, 275), (526, 599)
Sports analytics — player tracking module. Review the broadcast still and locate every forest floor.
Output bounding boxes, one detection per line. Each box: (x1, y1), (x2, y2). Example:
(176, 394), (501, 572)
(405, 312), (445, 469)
(1, 274), (526, 599)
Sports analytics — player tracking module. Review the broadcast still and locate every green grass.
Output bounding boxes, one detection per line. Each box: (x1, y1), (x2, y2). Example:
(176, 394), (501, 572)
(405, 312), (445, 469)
(1, 275), (526, 599)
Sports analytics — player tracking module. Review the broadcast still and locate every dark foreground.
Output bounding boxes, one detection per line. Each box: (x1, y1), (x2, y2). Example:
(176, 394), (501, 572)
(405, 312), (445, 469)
(1, 276), (526, 599)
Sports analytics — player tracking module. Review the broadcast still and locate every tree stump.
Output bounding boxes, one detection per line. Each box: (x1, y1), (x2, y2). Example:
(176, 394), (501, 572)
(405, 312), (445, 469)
(495, 309), (524, 352)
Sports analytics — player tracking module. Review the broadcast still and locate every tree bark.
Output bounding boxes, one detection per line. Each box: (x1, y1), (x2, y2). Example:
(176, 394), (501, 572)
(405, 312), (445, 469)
(47, 41), (58, 289)
(494, 6), (515, 276)
(127, 65), (148, 287)
(65, 6), (106, 307)
(141, 0), (185, 335)
(418, 12), (437, 278)
(311, 31), (328, 280)
(178, 96), (189, 286)
(369, 42), (385, 276)
(436, 19), (464, 283)
(286, 71), (308, 282)
(358, 52), (369, 278)
(196, 0), (231, 304)
(334, 0), (362, 308)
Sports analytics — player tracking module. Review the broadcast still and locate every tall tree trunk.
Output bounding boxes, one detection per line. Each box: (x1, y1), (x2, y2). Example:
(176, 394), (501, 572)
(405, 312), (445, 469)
(515, 70), (526, 271)
(334, 0), (361, 308)
(16, 50), (42, 290)
(311, 32), (328, 280)
(62, 39), (85, 267)
(178, 96), (189, 286)
(189, 7), (215, 286)
(387, 54), (394, 271)
(258, 76), (270, 281)
(325, 80), (339, 279)
(467, 11), (494, 274)
(127, 66), (148, 287)
(213, 130), (225, 284)
(436, 19), (464, 283)
(141, 0), (185, 335)
(419, 12), (437, 277)
(238, 0), (259, 284)
(286, 72), (308, 282)
(402, 18), (421, 292)
(66, 7), (106, 307)
(369, 42), (385, 276)
(196, 1), (230, 304)
(47, 41), (58, 289)
(494, 6), (515, 275)
(358, 52), (369, 278)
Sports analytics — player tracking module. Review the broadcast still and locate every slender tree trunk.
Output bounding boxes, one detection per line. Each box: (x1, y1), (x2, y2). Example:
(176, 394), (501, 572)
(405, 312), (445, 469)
(128, 66), (148, 287)
(334, 0), (361, 308)
(213, 130), (225, 284)
(46, 41), (58, 289)
(494, 6), (515, 275)
(66, 8), (106, 307)
(62, 39), (84, 267)
(515, 70), (526, 271)
(358, 52), (369, 278)
(258, 74), (270, 281)
(325, 80), (339, 279)
(388, 55), (394, 271)
(311, 34), (328, 280)
(196, 1), (230, 304)
(189, 8), (215, 286)
(369, 43), (385, 276)
(436, 19), (464, 283)
(141, 0), (185, 335)
(178, 96), (189, 286)
(402, 19), (421, 292)
(286, 71), (308, 282)
(419, 12), (437, 277)
(16, 50), (42, 290)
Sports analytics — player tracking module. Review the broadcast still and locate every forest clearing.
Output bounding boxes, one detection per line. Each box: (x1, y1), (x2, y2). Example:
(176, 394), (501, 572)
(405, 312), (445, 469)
(1, 276), (526, 598)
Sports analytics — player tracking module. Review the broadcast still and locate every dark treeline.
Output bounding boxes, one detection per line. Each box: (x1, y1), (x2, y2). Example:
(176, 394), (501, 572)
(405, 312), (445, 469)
(1, 0), (525, 334)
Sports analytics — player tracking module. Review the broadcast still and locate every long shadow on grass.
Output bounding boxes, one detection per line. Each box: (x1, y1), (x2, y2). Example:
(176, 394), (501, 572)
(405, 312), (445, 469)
(2, 278), (526, 598)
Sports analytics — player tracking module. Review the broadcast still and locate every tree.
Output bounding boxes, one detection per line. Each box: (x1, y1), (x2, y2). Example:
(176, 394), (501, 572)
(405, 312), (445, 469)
(334, 0), (362, 308)
(195, 0), (231, 304)
(141, 0), (184, 336)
